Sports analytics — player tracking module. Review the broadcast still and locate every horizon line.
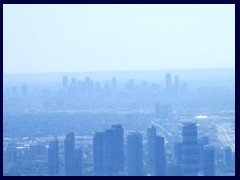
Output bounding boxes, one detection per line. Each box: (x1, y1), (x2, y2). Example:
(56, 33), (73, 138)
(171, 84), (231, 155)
(3, 67), (235, 76)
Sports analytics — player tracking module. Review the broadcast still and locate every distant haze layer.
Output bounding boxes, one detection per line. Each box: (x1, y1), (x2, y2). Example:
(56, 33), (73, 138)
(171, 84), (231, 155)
(3, 4), (235, 74)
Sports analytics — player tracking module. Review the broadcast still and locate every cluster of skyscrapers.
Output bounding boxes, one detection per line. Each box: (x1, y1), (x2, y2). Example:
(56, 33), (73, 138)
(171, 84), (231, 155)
(45, 122), (222, 176)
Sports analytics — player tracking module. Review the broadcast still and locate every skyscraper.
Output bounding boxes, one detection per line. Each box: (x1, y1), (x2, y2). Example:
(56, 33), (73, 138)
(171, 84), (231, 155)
(48, 138), (59, 176)
(223, 147), (232, 167)
(174, 75), (179, 96)
(203, 146), (215, 176)
(127, 132), (143, 176)
(181, 122), (200, 176)
(153, 136), (166, 176)
(165, 73), (171, 93)
(111, 77), (117, 90)
(62, 76), (68, 88)
(147, 125), (156, 173)
(111, 125), (124, 173)
(93, 132), (104, 175)
(103, 129), (114, 175)
(64, 131), (75, 176)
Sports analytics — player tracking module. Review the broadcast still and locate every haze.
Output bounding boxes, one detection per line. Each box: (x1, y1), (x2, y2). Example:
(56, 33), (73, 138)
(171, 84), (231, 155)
(3, 4), (235, 74)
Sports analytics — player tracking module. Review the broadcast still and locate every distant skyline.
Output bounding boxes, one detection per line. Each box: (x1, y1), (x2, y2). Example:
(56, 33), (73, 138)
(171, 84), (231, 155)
(3, 4), (235, 74)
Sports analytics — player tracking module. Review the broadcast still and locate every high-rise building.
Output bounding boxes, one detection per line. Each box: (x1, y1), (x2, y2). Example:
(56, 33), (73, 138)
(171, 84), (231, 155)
(64, 131), (75, 176)
(93, 132), (104, 175)
(48, 138), (59, 176)
(62, 76), (68, 88)
(223, 147), (232, 167)
(165, 73), (171, 93)
(127, 132), (143, 176)
(102, 125), (124, 175)
(174, 75), (179, 88)
(111, 125), (124, 173)
(147, 125), (156, 173)
(174, 75), (179, 96)
(153, 136), (166, 176)
(111, 77), (117, 90)
(181, 122), (200, 176)
(203, 146), (215, 176)
(103, 129), (115, 175)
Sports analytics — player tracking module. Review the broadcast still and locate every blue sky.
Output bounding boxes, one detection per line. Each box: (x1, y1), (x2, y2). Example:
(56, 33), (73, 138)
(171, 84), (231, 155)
(3, 4), (235, 74)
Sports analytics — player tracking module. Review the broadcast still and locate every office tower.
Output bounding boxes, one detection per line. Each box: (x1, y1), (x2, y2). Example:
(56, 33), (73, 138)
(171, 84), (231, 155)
(181, 122), (200, 176)
(64, 131), (75, 176)
(127, 132), (143, 176)
(62, 76), (68, 88)
(174, 75), (179, 95)
(111, 77), (117, 90)
(165, 73), (171, 93)
(203, 146), (215, 176)
(73, 148), (82, 176)
(111, 125), (124, 173)
(153, 136), (166, 176)
(223, 147), (232, 167)
(103, 129), (115, 175)
(93, 132), (104, 175)
(147, 125), (156, 173)
(174, 75), (179, 87)
(48, 138), (59, 176)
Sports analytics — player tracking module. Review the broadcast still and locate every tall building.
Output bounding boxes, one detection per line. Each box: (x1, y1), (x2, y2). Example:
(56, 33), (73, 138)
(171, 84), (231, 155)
(111, 77), (117, 90)
(127, 132), (143, 176)
(181, 122), (200, 176)
(165, 73), (171, 93)
(111, 125), (124, 173)
(64, 131), (75, 176)
(103, 129), (115, 175)
(153, 136), (166, 176)
(93, 132), (104, 175)
(94, 125), (124, 176)
(147, 125), (156, 173)
(174, 75), (179, 96)
(223, 147), (232, 167)
(62, 76), (68, 88)
(174, 75), (179, 88)
(48, 138), (59, 176)
(203, 146), (215, 176)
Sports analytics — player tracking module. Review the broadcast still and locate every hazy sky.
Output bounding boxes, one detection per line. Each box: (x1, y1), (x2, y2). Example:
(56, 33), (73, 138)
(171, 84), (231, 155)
(3, 4), (235, 74)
